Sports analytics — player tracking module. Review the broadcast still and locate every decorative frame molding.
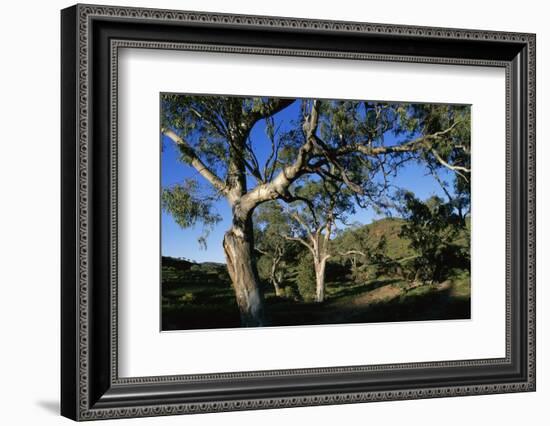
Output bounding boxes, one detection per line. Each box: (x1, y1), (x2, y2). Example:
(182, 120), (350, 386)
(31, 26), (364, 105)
(61, 4), (535, 421)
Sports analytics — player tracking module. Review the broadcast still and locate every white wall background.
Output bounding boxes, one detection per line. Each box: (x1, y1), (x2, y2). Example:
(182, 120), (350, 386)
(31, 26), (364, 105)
(0, 0), (547, 424)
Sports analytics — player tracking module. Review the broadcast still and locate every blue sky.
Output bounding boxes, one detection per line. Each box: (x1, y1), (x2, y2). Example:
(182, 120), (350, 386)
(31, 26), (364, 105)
(161, 99), (454, 263)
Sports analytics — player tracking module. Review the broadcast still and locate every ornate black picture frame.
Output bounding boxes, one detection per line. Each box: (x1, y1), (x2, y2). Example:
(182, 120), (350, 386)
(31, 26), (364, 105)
(61, 4), (536, 421)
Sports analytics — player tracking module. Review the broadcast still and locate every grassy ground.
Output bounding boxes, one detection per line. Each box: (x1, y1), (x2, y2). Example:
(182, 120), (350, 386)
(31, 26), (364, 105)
(161, 261), (470, 331)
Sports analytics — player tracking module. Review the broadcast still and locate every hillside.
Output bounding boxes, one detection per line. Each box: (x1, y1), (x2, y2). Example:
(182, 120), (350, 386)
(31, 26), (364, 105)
(362, 217), (412, 259)
(161, 256), (195, 271)
(334, 216), (470, 261)
(332, 217), (412, 261)
(161, 256), (228, 286)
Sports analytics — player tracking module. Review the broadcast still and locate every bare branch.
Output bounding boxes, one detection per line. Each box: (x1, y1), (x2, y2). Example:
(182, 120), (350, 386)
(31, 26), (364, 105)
(162, 128), (227, 194)
(189, 106), (228, 137)
(263, 117), (282, 182)
(311, 135), (365, 195)
(330, 121), (463, 158)
(255, 247), (270, 256)
(338, 249), (368, 258)
(241, 100), (321, 207)
(280, 192), (319, 227)
(427, 163), (454, 203)
(289, 210), (315, 237)
(242, 137), (264, 184)
(323, 218), (334, 245)
(283, 234), (314, 253)
(430, 148), (471, 176)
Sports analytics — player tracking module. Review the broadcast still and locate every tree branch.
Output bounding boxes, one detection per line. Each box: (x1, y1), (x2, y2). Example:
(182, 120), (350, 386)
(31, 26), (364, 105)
(289, 210), (315, 236)
(430, 148), (471, 177)
(255, 247), (270, 256)
(426, 163), (454, 203)
(329, 121), (463, 158)
(338, 249), (368, 257)
(283, 234), (314, 253)
(241, 100), (321, 207)
(242, 98), (296, 130)
(162, 128), (228, 194)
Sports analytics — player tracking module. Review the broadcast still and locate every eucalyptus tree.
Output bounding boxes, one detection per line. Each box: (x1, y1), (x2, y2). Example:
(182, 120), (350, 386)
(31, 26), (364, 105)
(253, 201), (296, 297)
(398, 193), (467, 283)
(161, 95), (470, 325)
(283, 179), (354, 303)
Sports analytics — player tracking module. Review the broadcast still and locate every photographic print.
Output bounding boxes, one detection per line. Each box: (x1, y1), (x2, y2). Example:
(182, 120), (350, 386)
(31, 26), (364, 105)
(160, 94), (471, 331)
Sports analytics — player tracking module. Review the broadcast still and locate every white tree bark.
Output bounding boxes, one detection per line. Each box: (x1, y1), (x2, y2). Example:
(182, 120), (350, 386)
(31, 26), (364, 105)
(314, 255), (328, 303)
(223, 214), (265, 326)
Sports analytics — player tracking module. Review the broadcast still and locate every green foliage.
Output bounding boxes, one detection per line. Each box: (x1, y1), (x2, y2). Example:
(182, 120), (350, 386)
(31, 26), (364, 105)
(282, 285), (299, 300)
(366, 219), (411, 258)
(161, 179), (221, 249)
(334, 219), (407, 282)
(295, 253), (317, 302)
(294, 179), (355, 225)
(449, 269), (471, 299)
(254, 201), (300, 290)
(399, 193), (469, 283)
(161, 95), (297, 184)
(255, 256), (272, 283)
(255, 201), (291, 243)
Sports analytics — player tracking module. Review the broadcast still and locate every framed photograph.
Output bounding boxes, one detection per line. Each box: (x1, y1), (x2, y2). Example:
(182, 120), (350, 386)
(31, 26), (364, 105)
(61, 4), (536, 421)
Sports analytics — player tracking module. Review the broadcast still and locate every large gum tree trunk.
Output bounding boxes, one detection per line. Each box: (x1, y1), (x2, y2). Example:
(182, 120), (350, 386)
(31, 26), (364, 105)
(223, 217), (266, 326)
(314, 257), (327, 303)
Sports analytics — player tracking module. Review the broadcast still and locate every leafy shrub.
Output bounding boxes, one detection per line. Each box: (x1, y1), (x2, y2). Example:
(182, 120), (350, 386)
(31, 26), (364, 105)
(399, 193), (469, 283)
(295, 253), (316, 301)
(282, 284), (299, 300)
(256, 255), (272, 283)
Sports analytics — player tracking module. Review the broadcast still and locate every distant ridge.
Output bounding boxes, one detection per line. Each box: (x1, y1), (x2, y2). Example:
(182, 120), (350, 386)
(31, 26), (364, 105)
(161, 256), (226, 269)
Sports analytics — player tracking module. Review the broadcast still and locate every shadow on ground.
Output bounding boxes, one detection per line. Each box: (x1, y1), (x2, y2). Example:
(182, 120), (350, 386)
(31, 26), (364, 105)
(36, 400), (59, 416)
(162, 276), (470, 331)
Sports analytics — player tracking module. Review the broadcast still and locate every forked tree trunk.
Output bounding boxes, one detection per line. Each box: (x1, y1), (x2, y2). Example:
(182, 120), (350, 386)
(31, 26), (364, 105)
(223, 217), (266, 326)
(314, 257), (327, 303)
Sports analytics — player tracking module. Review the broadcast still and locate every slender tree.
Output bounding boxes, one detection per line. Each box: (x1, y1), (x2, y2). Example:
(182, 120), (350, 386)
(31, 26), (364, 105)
(254, 202), (296, 296)
(283, 179), (353, 302)
(161, 96), (470, 325)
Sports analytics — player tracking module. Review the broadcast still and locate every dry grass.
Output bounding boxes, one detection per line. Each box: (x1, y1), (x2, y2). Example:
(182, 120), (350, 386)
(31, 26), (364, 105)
(351, 284), (402, 305)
